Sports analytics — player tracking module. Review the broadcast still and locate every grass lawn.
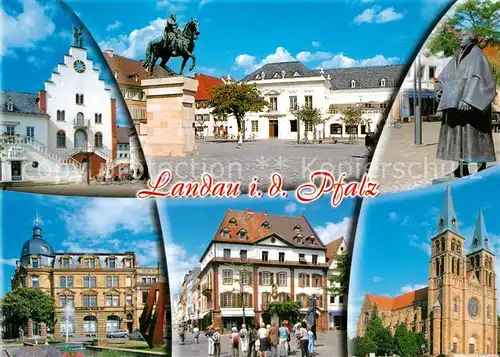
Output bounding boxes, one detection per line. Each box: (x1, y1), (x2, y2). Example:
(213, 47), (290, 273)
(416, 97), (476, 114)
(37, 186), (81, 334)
(107, 341), (167, 354)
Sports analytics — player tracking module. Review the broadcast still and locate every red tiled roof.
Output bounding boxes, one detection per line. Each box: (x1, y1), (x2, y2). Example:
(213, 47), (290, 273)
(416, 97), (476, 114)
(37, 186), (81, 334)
(213, 209), (326, 249)
(326, 237), (345, 260)
(194, 73), (225, 101)
(367, 287), (428, 310)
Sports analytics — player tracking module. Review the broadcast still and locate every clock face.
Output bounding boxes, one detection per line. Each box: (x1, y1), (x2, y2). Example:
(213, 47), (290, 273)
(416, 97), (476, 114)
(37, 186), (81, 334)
(468, 297), (480, 318)
(73, 60), (86, 73)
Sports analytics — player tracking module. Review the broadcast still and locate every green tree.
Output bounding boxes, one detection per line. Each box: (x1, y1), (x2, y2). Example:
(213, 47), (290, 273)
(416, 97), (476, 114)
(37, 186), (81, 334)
(208, 83), (268, 147)
(393, 323), (420, 357)
(351, 336), (377, 357)
(364, 305), (394, 356)
(427, 0), (500, 56)
(264, 300), (301, 323)
(2, 288), (55, 333)
(232, 264), (253, 327)
(295, 105), (324, 142)
(327, 251), (350, 297)
(340, 106), (363, 143)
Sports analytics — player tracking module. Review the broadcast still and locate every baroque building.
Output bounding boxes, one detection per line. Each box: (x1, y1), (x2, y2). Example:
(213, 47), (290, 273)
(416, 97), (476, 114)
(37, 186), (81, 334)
(11, 219), (164, 338)
(357, 186), (498, 355)
(192, 209), (330, 332)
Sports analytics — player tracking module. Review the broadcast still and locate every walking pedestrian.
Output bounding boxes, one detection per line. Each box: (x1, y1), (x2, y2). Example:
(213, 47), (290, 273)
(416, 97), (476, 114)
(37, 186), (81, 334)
(247, 325), (257, 357)
(179, 324), (186, 345)
(231, 326), (240, 357)
(307, 327), (315, 355)
(258, 322), (270, 357)
(278, 322), (289, 357)
(213, 327), (222, 357)
(206, 324), (215, 356)
(240, 324), (248, 353)
(193, 325), (200, 344)
(299, 322), (309, 357)
(269, 322), (279, 357)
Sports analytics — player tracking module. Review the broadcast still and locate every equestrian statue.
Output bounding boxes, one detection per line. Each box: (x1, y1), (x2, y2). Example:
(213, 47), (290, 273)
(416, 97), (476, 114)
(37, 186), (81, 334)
(143, 14), (200, 76)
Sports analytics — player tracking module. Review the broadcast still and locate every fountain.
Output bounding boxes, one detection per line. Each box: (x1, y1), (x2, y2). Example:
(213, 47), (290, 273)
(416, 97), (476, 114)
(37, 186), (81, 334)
(58, 303), (86, 352)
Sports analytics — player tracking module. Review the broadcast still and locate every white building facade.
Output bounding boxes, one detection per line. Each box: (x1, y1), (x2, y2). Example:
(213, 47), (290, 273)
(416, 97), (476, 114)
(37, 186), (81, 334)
(194, 210), (330, 333)
(0, 43), (118, 183)
(326, 237), (348, 330)
(194, 62), (405, 140)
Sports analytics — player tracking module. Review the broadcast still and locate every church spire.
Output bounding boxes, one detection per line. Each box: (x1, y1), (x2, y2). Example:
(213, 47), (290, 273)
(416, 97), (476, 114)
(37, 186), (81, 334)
(470, 206), (488, 253)
(436, 185), (459, 235)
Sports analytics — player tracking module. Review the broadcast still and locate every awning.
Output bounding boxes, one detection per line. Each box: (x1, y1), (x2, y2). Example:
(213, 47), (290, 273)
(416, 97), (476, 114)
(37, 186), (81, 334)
(404, 90), (435, 99)
(330, 311), (344, 317)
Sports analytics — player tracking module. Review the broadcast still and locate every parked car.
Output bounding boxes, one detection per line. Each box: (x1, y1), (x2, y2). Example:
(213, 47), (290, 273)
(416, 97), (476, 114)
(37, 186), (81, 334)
(107, 329), (129, 338)
(129, 329), (145, 341)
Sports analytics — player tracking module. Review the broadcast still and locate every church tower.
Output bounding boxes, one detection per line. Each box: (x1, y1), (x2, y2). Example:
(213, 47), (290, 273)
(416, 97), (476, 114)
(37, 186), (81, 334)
(464, 207), (497, 354)
(428, 185), (466, 355)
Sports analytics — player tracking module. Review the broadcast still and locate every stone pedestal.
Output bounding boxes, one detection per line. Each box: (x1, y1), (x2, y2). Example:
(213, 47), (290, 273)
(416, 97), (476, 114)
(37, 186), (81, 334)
(141, 76), (199, 158)
(40, 323), (47, 338)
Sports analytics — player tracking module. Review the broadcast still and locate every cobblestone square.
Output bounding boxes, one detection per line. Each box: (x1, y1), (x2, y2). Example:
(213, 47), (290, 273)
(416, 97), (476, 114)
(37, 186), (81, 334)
(370, 121), (500, 194)
(147, 140), (368, 193)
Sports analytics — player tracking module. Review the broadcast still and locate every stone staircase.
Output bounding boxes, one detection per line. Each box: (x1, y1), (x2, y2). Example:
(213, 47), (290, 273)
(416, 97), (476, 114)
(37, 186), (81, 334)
(1, 135), (84, 169)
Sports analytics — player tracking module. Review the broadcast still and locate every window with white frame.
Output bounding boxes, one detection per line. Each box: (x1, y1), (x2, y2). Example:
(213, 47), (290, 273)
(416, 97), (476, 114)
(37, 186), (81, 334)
(269, 97), (278, 111)
(380, 78), (386, 87)
(261, 272), (270, 286)
(304, 95), (313, 109)
(223, 269), (233, 284)
(278, 272), (287, 286)
(350, 80), (356, 88)
(251, 120), (258, 132)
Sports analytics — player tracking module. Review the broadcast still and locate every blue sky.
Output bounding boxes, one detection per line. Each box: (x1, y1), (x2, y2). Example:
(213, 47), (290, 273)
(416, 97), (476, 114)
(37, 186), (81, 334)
(1, 0), (454, 95)
(348, 166), (500, 338)
(157, 194), (355, 298)
(1, 0), (131, 126)
(0, 191), (165, 297)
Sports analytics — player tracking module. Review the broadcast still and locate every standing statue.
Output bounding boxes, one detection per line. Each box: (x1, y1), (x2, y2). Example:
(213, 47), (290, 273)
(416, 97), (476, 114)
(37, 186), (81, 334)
(435, 29), (497, 178)
(143, 14), (200, 76)
(73, 25), (83, 48)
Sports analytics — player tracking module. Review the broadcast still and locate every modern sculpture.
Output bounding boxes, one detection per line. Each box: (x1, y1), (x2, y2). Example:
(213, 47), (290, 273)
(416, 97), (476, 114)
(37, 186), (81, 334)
(142, 14), (200, 76)
(139, 282), (167, 348)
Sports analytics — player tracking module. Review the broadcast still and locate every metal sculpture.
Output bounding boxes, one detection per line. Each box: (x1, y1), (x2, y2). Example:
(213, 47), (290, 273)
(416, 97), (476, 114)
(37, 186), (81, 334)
(139, 282), (167, 348)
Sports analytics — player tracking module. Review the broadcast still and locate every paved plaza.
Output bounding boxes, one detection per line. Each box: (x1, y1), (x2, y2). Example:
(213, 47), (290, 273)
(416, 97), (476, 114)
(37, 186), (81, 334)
(147, 140), (368, 194)
(370, 121), (500, 194)
(172, 330), (346, 357)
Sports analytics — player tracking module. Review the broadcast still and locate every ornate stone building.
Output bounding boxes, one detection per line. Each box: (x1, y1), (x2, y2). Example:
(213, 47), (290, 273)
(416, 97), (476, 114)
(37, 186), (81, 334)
(11, 219), (164, 338)
(357, 186), (498, 355)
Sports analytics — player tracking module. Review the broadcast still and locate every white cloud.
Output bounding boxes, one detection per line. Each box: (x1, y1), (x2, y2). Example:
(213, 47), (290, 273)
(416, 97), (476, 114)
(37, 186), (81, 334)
(314, 217), (352, 245)
(320, 53), (399, 69)
(0, 0), (56, 57)
(165, 241), (200, 297)
(400, 284), (427, 294)
(388, 212), (398, 222)
(234, 47), (295, 74)
(354, 6), (404, 24)
(0, 258), (18, 267)
(296, 51), (332, 63)
(106, 21), (122, 31)
(157, 0), (190, 13)
(98, 17), (169, 59)
(409, 234), (432, 255)
(372, 276), (384, 283)
(285, 202), (298, 214)
(197, 66), (217, 74)
(311, 41), (321, 48)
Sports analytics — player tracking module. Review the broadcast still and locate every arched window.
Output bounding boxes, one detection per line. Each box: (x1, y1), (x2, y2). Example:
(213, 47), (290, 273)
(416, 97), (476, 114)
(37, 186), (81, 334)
(435, 259), (440, 276)
(364, 311), (369, 323)
(84, 316), (97, 334)
(452, 257), (455, 274)
(57, 110), (61, 121)
(451, 240), (456, 251)
(441, 239), (445, 251)
(60, 276), (66, 288)
(330, 123), (342, 135)
(380, 78), (386, 87)
(94, 132), (103, 148)
(453, 296), (459, 312)
(457, 260), (460, 276)
(74, 130), (86, 150)
(350, 80), (356, 88)
(475, 255), (480, 267)
(61, 110), (65, 121)
(468, 336), (476, 354)
(57, 131), (66, 148)
(435, 240), (440, 254)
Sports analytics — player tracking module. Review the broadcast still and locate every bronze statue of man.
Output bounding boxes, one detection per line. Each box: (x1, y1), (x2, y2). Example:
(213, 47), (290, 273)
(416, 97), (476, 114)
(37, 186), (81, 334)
(435, 28), (497, 178)
(164, 14), (181, 52)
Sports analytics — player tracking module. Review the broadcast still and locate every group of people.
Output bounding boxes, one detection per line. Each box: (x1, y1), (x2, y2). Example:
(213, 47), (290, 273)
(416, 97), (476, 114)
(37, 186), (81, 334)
(200, 320), (316, 357)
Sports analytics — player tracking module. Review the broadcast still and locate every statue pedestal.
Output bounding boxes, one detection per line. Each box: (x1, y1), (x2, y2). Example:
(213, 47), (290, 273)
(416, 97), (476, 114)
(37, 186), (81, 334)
(141, 76), (199, 158)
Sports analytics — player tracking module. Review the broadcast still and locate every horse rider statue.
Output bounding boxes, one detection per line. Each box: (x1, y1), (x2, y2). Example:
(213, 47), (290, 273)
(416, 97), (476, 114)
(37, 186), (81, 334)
(164, 14), (181, 55)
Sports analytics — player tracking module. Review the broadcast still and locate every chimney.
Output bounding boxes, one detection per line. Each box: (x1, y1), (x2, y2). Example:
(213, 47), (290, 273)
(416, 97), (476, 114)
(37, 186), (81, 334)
(37, 90), (47, 113)
(104, 49), (114, 57)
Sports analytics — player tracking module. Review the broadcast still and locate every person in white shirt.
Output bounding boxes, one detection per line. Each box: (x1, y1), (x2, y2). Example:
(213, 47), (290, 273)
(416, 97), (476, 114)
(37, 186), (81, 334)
(240, 324), (248, 353)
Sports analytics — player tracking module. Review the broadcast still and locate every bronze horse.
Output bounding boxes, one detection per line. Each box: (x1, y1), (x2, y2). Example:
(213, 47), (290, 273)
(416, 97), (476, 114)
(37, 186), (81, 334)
(143, 19), (199, 76)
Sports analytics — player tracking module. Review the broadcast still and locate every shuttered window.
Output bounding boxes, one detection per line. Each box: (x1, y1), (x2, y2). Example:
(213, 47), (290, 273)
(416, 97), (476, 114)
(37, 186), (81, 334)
(259, 272), (273, 286)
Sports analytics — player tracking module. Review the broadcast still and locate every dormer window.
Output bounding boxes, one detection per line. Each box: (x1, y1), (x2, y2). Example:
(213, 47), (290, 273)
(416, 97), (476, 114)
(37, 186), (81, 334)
(255, 74), (261, 80)
(229, 218), (237, 226)
(273, 72), (280, 79)
(380, 78), (386, 87)
(294, 225), (302, 234)
(113, 70), (118, 79)
(308, 236), (316, 244)
(124, 259), (132, 268)
(221, 228), (230, 239)
(31, 257), (39, 268)
(108, 258), (116, 268)
(62, 257), (71, 268)
(238, 229), (247, 240)
(281, 70), (286, 78)
(350, 80), (356, 88)
(83, 258), (95, 269)
(293, 71), (300, 77)
(7, 101), (14, 111)
(261, 71), (265, 79)
(261, 221), (270, 229)
(327, 74), (331, 81)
